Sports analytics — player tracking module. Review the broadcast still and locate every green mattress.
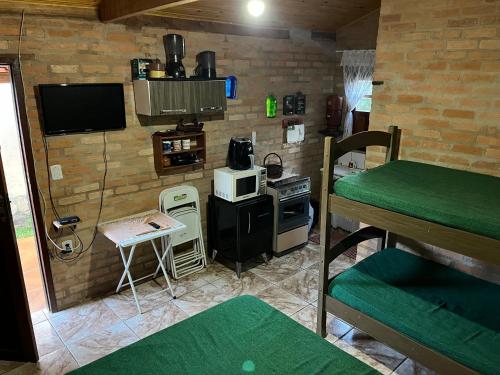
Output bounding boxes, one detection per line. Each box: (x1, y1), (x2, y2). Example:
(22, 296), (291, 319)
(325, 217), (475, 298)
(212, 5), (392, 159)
(329, 248), (500, 375)
(334, 160), (500, 240)
(70, 295), (378, 375)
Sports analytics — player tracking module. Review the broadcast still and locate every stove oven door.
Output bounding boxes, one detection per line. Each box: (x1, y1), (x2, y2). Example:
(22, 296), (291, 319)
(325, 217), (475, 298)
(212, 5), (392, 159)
(277, 193), (310, 233)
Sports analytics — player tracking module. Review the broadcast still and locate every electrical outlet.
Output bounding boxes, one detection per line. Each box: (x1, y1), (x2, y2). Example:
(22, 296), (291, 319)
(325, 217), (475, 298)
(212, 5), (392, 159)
(61, 240), (73, 254)
(252, 131), (257, 145)
(50, 164), (63, 180)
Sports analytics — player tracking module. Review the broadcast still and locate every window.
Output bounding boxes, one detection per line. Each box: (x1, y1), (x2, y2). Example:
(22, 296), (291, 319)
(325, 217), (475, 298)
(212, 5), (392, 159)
(355, 80), (372, 113)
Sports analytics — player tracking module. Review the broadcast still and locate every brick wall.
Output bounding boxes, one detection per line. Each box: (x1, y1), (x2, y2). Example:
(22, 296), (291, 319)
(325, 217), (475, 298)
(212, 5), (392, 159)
(0, 11), (336, 310)
(368, 0), (499, 174)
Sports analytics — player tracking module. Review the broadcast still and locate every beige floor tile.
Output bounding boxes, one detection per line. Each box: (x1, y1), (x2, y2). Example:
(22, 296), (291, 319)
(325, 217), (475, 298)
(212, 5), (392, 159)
(341, 329), (406, 371)
(199, 261), (235, 283)
(153, 271), (211, 298)
(211, 271), (271, 296)
(290, 305), (318, 331)
(326, 313), (353, 340)
(30, 310), (47, 325)
(279, 269), (319, 303)
(33, 320), (64, 358)
(248, 257), (302, 284)
(66, 321), (138, 366)
(307, 254), (355, 277)
(172, 283), (234, 316)
(255, 285), (308, 316)
(393, 358), (438, 375)
(280, 246), (320, 270)
(290, 305), (352, 339)
(125, 301), (189, 339)
(47, 299), (120, 344)
(0, 361), (25, 374)
(102, 280), (174, 320)
(305, 242), (320, 252)
(333, 339), (394, 375)
(5, 348), (78, 375)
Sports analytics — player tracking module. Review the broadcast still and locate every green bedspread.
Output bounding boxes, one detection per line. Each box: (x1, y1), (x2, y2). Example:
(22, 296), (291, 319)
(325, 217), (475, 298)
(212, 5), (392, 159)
(334, 160), (500, 240)
(329, 248), (500, 375)
(70, 295), (378, 375)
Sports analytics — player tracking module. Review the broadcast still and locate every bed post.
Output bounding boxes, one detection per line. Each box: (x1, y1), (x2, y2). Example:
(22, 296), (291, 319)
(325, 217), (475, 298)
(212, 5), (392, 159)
(385, 125), (400, 163)
(385, 125), (400, 248)
(317, 136), (335, 338)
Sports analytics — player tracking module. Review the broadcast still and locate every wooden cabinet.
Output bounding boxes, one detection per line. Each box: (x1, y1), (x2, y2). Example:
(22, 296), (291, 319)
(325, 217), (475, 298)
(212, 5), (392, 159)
(152, 131), (206, 175)
(133, 79), (227, 116)
(195, 80), (227, 114)
(148, 80), (188, 116)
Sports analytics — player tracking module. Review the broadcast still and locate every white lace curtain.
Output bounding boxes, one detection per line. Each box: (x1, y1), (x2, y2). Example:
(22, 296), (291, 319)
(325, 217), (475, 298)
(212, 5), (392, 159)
(341, 50), (376, 137)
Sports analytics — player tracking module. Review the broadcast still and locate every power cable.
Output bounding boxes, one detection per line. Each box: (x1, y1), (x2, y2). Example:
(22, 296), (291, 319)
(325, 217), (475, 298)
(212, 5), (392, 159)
(18, 9), (108, 262)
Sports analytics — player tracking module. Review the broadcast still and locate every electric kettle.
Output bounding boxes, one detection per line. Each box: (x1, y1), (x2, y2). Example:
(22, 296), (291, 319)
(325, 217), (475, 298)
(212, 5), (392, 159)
(227, 137), (254, 170)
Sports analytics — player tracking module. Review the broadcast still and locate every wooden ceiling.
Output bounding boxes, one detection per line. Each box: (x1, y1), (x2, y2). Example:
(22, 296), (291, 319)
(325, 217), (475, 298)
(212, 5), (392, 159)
(3, 0), (381, 32)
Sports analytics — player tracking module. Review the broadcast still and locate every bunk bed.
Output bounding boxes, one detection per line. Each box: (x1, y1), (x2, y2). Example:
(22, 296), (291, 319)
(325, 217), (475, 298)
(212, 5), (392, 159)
(317, 126), (500, 375)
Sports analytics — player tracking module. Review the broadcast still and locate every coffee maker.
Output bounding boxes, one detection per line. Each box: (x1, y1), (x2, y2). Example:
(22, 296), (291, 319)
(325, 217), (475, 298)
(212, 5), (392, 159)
(163, 34), (186, 78)
(194, 51), (216, 79)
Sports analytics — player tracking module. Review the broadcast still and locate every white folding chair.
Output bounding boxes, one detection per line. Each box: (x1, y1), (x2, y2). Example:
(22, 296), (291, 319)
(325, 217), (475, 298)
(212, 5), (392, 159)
(159, 186), (207, 279)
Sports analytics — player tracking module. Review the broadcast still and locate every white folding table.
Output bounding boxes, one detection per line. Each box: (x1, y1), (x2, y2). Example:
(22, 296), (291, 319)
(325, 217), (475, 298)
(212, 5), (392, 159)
(99, 210), (186, 314)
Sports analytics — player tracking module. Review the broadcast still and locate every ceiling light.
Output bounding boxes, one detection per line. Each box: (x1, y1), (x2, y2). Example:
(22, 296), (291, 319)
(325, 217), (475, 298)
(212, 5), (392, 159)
(247, 0), (265, 17)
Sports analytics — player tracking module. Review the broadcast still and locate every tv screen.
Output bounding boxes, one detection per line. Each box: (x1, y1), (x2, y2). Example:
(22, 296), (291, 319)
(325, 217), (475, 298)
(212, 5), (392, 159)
(38, 83), (126, 136)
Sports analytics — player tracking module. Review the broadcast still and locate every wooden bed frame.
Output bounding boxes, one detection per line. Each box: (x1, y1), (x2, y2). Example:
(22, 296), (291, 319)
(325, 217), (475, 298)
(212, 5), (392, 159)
(316, 126), (499, 375)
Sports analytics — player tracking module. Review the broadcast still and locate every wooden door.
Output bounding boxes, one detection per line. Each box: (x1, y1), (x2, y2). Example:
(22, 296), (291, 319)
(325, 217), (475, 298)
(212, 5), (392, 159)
(0, 150), (38, 362)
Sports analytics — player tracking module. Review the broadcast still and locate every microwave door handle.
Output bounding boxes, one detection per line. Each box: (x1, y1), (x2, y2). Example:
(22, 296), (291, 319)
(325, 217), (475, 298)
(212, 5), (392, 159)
(248, 212), (251, 234)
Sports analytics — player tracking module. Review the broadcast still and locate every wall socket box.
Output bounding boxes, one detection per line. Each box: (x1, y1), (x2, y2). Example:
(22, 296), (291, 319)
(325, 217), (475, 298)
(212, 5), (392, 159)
(61, 240), (73, 254)
(50, 164), (63, 180)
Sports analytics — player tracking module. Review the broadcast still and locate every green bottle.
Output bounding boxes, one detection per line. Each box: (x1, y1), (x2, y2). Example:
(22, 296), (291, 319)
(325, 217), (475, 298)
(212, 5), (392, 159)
(266, 94), (277, 118)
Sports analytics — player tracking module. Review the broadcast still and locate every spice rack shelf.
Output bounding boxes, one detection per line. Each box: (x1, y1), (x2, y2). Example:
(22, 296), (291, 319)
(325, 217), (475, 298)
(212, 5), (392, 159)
(152, 131), (206, 175)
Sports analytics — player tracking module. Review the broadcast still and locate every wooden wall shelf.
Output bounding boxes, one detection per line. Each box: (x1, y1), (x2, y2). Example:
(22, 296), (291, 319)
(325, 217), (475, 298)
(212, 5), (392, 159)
(152, 131), (206, 175)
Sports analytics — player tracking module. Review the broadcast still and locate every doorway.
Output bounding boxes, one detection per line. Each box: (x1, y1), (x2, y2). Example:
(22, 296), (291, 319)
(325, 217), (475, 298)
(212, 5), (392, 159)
(0, 56), (57, 317)
(0, 64), (47, 314)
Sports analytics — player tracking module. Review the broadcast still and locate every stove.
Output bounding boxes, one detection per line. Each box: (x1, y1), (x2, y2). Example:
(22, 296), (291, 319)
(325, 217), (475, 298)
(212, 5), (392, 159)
(267, 176), (311, 199)
(267, 176), (311, 256)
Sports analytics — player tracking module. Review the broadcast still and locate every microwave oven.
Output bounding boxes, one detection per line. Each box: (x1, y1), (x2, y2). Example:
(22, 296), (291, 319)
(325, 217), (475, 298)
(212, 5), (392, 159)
(214, 166), (267, 202)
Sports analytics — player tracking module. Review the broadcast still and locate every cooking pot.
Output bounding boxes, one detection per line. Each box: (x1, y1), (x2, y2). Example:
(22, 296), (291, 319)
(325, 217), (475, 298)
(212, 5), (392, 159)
(263, 153), (283, 179)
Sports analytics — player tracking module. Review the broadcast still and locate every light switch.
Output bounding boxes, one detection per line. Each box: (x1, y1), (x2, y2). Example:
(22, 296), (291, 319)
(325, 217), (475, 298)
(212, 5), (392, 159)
(50, 164), (63, 180)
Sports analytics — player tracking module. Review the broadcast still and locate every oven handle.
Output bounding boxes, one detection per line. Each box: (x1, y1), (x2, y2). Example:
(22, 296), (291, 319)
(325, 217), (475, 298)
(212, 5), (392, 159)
(278, 192), (310, 203)
(248, 212), (251, 234)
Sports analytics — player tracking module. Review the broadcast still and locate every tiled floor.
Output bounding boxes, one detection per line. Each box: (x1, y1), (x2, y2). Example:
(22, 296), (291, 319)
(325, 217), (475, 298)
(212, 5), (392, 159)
(1, 242), (436, 375)
(17, 236), (46, 313)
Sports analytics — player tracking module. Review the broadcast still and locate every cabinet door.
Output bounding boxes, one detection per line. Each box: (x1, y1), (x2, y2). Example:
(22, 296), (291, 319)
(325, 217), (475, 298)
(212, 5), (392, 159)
(238, 201), (273, 261)
(149, 81), (187, 116)
(194, 80), (227, 114)
(182, 81), (198, 115)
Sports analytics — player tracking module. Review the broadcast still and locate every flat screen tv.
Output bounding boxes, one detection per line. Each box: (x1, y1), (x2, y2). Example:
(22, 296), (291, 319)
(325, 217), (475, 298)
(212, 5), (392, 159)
(38, 83), (126, 136)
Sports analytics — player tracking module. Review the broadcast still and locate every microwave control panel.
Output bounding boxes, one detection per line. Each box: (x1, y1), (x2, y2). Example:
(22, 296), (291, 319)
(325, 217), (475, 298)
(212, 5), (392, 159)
(258, 168), (267, 195)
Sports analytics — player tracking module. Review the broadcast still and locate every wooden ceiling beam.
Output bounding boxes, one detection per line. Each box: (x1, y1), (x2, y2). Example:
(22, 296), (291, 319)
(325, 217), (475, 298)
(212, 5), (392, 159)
(121, 15), (290, 39)
(99, 0), (200, 22)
